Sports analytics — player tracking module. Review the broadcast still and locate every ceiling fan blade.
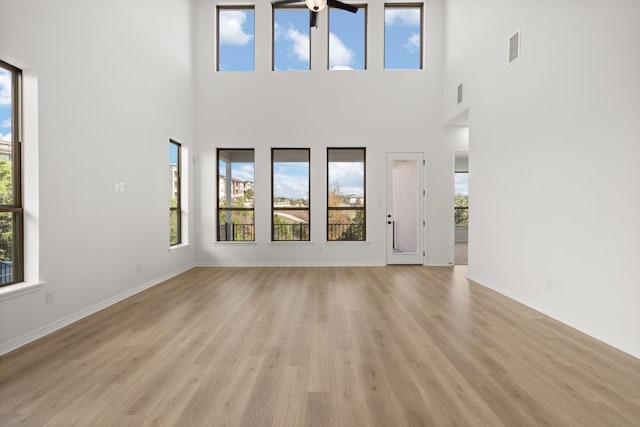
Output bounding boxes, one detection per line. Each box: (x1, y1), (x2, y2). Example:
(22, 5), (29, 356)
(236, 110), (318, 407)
(310, 11), (318, 27)
(327, 0), (358, 13)
(272, 0), (303, 6)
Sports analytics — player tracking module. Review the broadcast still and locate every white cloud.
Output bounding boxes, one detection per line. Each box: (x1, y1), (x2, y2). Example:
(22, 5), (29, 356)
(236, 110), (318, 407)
(403, 33), (421, 53)
(385, 8), (421, 26)
(219, 10), (254, 46)
(329, 162), (364, 197)
(1, 119), (10, 129)
(0, 132), (11, 143)
(329, 33), (354, 69)
(455, 173), (469, 195)
(0, 70), (11, 105)
(274, 22), (282, 40)
(274, 181), (309, 199)
(232, 164), (255, 182)
(274, 163), (310, 199)
(286, 27), (309, 62)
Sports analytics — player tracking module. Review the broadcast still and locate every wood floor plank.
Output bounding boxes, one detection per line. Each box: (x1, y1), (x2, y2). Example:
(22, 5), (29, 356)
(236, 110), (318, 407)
(1, 266), (639, 426)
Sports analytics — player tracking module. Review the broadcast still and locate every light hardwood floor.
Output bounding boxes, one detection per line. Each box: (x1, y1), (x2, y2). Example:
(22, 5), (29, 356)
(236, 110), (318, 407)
(455, 242), (468, 265)
(1, 266), (639, 426)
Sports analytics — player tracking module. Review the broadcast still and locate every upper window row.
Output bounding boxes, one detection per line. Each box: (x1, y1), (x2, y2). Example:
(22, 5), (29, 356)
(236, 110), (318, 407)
(217, 4), (423, 71)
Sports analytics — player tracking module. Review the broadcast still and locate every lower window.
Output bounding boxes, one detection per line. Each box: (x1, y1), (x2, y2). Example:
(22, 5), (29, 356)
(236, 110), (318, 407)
(327, 147), (366, 241)
(217, 149), (255, 241)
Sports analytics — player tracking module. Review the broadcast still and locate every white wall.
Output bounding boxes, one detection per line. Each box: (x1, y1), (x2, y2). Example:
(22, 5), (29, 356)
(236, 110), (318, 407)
(194, 0), (464, 266)
(444, 0), (640, 358)
(0, 0), (195, 354)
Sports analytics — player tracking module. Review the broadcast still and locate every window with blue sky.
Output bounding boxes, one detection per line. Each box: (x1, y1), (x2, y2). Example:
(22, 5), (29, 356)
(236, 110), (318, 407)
(273, 7), (310, 71)
(0, 67), (11, 144)
(0, 60), (22, 286)
(217, 7), (255, 71)
(272, 148), (310, 241)
(328, 148), (366, 241)
(329, 6), (366, 70)
(218, 149), (255, 241)
(384, 4), (423, 70)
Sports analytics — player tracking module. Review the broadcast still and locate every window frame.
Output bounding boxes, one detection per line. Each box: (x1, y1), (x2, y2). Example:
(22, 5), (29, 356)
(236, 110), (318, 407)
(383, 3), (424, 70)
(217, 148), (255, 242)
(216, 5), (256, 72)
(326, 147), (366, 242)
(0, 59), (24, 286)
(272, 4), (311, 71)
(327, 4), (368, 70)
(169, 140), (182, 246)
(271, 148), (311, 242)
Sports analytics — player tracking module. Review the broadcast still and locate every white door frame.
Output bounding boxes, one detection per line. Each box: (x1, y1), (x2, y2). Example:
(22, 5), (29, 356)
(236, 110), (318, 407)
(386, 152), (425, 265)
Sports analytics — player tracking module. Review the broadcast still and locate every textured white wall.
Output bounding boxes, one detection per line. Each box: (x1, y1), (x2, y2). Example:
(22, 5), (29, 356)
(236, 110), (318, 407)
(444, 0), (640, 358)
(0, 0), (195, 354)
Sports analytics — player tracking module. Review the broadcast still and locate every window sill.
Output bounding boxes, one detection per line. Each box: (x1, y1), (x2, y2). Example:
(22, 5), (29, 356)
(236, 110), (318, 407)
(169, 243), (190, 252)
(214, 241), (258, 245)
(325, 241), (371, 245)
(269, 241), (314, 245)
(0, 281), (45, 302)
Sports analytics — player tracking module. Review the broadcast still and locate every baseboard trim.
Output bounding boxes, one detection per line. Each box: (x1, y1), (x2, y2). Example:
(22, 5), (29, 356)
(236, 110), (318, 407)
(466, 274), (640, 360)
(195, 261), (386, 267)
(0, 264), (195, 356)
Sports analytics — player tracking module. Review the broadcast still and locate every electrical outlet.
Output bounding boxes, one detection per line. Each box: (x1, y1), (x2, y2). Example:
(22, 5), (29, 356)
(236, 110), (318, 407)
(136, 263), (143, 272)
(45, 290), (54, 304)
(546, 279), (553, 291)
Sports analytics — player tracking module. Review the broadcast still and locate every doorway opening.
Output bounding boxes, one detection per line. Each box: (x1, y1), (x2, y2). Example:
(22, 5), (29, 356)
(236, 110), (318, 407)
(454, 152), (469, 265)
(386, 152), (424, 265)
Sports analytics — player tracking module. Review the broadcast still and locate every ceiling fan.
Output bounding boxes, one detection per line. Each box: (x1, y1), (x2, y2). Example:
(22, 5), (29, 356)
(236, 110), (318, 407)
(271, 0), (357, 28)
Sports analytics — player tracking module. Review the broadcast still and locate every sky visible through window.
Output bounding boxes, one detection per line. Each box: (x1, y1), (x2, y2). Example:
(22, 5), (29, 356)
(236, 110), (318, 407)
(218, 6), (422, 71)
(455, 172), (469, 195)
(329, 162), (364, 197)
(219, 161), (255, 183)
(218, 8), (255, 71)
(385, 6), (422, 69)
(273, 162), (309, 200)
(218, 160), (364, 200)
(329, 7), (365, 70)
(274, 9), (310, 70)
(0, 68), (11, 143)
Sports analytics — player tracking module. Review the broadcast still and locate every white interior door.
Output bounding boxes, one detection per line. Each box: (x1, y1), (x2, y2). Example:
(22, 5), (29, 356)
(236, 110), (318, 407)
(386, 153), (424, 264)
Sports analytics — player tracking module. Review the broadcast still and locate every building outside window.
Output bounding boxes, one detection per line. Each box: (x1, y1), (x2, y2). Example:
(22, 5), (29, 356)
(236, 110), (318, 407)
(169, 140), (182, 246)
(218, 149), (255, 241)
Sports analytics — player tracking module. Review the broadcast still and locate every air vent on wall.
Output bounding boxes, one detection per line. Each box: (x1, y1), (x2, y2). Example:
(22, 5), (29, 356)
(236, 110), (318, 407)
(457, 84), (463, 104)
(508, 30), (520, 64)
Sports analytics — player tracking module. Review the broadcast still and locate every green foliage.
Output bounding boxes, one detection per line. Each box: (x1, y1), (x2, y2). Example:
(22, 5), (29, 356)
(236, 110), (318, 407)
(170, 210), (179, 246)
(455, 195), (469, 226)
(0, 159), (13, 262)
(341, 210), (365, 241)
